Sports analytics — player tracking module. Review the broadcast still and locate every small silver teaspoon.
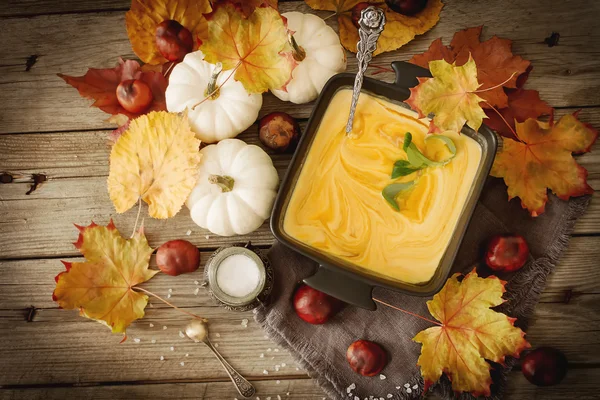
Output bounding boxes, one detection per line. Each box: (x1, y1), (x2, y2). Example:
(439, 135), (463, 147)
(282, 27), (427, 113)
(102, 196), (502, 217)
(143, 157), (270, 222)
(186, 319), (256, 398)
(346, 6), (386, 135)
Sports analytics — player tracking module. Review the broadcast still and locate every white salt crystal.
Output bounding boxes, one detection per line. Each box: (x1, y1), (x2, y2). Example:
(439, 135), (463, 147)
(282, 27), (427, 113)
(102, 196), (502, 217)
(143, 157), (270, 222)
(194, 287), (200, 295)
(355, 397), (360, 400)
(186, 230), (191, 236)
(380, 374), (386, 380)
(267, 348), (272, 352)
(295, 367), (299, 371)
(178, 331), (185, 338)
(271, 357), (275, 360)
(214, 343), (219, 348)
(163, 326), (167, 330)
(215, 333), (221, 337)
(185, 353), (189, 357)
(281, 363), (286, 367)
(149, 323), (154, 328)
(167, 293), (172, 299)
(276, 380), (280, 384)
(170, 346), (175, 351)
(216, 254), (261, 298)
(274, 348), (279, 352)
(267, 397), (271, 400)
(180, 361), (185, 366)
(404, 384), (410, 388)
(263, 370), (269, 375)
(406, 388), (412, 394)
(275, 365), (280, 371)
(259, 353), (264, 358)
(159, 356), (164, 361)
(395, 386), (401, 390)
(151, 339), (156, 344)
(205, 235), (210, 240)
(194, 280), (200, 285)
(387, 395), (393, 399)
(133, 338), (141, 343)
(412, 385), (418, 390)
(347, 383), (356, 392)
(264, 335), (269, 339)
(241, 319), (249, 327)
(168, 288), (173, 293)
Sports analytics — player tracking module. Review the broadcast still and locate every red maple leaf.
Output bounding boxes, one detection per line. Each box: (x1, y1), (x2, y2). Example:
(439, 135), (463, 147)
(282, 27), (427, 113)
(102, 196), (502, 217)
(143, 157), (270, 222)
(58, 59), (168, 119)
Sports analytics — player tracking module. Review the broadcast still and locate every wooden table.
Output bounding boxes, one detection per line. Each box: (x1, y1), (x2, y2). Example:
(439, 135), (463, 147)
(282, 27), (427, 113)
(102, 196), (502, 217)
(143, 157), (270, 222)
(0, 0), (599, 399)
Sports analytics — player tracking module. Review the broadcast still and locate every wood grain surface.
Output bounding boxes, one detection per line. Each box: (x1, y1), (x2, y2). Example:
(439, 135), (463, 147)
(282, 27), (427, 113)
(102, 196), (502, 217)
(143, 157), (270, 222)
(0, 0), (599, 399)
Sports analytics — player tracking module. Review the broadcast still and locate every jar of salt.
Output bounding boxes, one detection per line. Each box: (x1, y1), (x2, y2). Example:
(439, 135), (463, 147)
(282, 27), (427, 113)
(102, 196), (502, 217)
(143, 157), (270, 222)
(203, 243), (273, 311)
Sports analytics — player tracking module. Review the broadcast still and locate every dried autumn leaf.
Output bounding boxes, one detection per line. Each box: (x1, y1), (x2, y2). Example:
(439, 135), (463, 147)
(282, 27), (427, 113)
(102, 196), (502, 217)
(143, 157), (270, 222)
(414, 270), (530, 396)
(58, 59), (168, 118)
(409, 26), (530, 108)
(210, 0), (278, 17)
(406, 57), (487, 133)
(108, 111), (202, 219)
(201, 3), (294, 93)
(52, 221), (157, 334)
(485, 88), (553, 139)
(126, 0), (212, 65)
(306, 0), (442, 55)
(491, 114), (597, 216)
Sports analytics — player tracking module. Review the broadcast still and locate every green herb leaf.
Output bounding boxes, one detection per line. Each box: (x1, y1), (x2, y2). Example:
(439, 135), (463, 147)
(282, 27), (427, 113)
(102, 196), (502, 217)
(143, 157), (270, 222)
(382, 181), (415, 211)
(404, 134), (457, 168)
(392, 160), (422, 178)
(426, 134), (457, 154)
(403, 132), (413, 151)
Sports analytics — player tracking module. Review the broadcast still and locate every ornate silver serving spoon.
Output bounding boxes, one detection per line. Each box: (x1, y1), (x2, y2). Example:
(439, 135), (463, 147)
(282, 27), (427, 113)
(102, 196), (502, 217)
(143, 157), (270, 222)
(186, 319), (256, 398)
(345, 6), (386, 135)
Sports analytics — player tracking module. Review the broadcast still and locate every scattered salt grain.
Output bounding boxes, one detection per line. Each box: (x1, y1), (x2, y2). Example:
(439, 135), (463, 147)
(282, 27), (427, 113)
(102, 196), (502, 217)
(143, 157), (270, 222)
(179, 331), (185, 338)
(185, 353), (189, 357)
(151, 339), (156, 344)
(271, 357), (275, 360)
(214, 343), (219, 348)
(262, 370), (269, 375)
(168, 288), (173, 293)
(380, 374), (386, 380)
(267, 348), (272, 352)
(205, 235), (210, 240)
(167, 293), (172, 299)
(275, 365), (280, 371)
(149, 323), (154, 328)
(266, 397), (271, 400)
(406, 388), (412, 394)
(387, 395), (393, 399)
(259, 353), (264, 358)
(274, 348), (279, 352)
(241, 318), (249, 327)
(347, 383), (356, 393)
(194, 280), (200, 285)
(276, 380), (280, 384)
(133, 338), (141, 343)
(186, 230), (191, 236)
(295, 367), (299, 371)
(180, 361), (185, 367)
(354, 397), (360, 400)
(170, 346), (175, 351)
(163, 326), (167, 330)
(264, 335), (269, 339)
(281, 363), (286, 367)
(412, 385), (418, 390)
(194, 287), (200, 295)
(215, 333), (221, 337)
(159, 356), (164, 361)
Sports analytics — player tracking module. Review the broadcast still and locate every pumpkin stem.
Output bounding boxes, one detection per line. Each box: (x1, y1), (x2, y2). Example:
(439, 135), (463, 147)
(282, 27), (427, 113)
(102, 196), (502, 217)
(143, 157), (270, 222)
(208, 174), (234, 192)
(288, 32), (306, 62)
(205, 62), (223, 100)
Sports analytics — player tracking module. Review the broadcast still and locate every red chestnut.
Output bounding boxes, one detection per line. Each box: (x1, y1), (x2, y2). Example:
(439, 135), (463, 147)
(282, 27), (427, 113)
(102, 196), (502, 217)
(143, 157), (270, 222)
(522, 347), (568, 387)
(116, 79), (153, 114)
(346, 340), (388, 377)
(155, 20), (194, 62)
(351, 3), (371, 29)
(485, 233), (529, 273)
(385, 0), (428, 15)
(156, 240), (201, 276)
(259, 112), (300, 153)
(293, 284), (343, 325)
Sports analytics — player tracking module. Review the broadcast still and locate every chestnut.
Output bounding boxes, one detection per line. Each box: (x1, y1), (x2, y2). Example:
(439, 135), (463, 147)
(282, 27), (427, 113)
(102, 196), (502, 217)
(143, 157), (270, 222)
(156, 239), (201, 276)
(292, 284), (343, 325)
(522, 347), (568, 387)
(116, 79), (153, 114)
(485, 233), (529, 273)
(155, 20), (194, 62)
(259, 112), (300, 153)
(346, 339), (388, 376)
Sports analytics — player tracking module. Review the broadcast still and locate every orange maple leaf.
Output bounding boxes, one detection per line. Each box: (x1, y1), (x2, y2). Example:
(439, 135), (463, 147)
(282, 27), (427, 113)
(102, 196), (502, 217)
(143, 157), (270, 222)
(200, 3), (294, 93)
(210, 0), (278, 17)
(414, 270), (530, 397)
(491, 114), (597, 216)
(409, 26), (530, 109)
(58, 59), (168, 119)
(126, 0), (212, 65)
(52, 221), (158, 334)
(305, 0), (442, 56)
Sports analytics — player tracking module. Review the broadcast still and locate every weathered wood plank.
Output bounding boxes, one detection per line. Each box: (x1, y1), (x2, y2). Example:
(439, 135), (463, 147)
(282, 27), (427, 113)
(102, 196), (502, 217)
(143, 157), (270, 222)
(1, 0), (600, 134)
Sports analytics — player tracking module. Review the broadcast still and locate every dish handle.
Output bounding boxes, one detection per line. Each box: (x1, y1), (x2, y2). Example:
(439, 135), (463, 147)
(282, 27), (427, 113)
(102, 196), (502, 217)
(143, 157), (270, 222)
(303, 266), (376, 310)
(390, 61), (432, 92)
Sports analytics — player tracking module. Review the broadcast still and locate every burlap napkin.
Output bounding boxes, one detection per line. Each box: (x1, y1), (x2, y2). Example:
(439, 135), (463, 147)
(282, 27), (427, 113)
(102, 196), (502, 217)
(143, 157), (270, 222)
(254, 178), (590, 400)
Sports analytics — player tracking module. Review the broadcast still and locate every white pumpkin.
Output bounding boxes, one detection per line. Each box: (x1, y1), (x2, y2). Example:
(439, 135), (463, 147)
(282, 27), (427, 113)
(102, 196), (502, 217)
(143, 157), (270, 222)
(271, 12), (347, 104)
(166, 51), (263, 143)
(186, 139), (279, 236)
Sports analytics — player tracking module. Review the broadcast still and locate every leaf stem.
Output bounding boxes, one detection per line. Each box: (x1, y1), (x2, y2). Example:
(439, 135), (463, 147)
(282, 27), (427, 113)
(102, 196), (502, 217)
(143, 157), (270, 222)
(131, 197), (142, 238)
(473, 71), (518, 94)
(191, 61), (242, 111)
(134, 286), (208, 322)
(373, 297), (443, 326)
(485, 102), (523, 142)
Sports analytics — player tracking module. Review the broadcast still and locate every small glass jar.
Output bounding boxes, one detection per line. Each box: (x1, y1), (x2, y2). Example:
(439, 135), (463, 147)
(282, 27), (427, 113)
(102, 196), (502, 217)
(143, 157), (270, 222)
(203, 243), (273, 312)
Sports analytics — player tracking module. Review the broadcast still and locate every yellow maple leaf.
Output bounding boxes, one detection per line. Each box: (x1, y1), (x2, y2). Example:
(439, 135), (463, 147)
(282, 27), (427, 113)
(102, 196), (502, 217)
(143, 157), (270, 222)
(305, 0), (442, 55)
(491, 114), (597, 216)
(125, 0), (212, 65)
(108, 111), (202, 219)
(406, 56), (487, 133)
(52, 221), (158, 334)
(414, 270), (530, 397)
(200, 3), (294, 93)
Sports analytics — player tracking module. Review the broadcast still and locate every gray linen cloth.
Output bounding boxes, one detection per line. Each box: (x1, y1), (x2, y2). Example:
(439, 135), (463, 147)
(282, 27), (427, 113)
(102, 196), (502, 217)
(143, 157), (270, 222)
(255, 178), (590, 400)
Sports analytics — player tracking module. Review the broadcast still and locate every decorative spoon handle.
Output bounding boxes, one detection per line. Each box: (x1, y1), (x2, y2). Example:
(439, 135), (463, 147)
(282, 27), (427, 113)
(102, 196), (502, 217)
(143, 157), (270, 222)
(346, 6), (386, 135)
(204, 338), (256, 398)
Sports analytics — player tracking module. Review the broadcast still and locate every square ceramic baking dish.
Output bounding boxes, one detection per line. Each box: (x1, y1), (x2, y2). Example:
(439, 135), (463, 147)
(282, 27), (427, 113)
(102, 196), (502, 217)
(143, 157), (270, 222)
(270, 61), (497, 310)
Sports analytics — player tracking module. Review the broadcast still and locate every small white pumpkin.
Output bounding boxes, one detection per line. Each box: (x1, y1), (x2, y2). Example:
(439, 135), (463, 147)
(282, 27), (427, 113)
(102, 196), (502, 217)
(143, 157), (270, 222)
(271, 12), (347, 104)
(166, 51), (263, 143)
(186, 139), (279, 236)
